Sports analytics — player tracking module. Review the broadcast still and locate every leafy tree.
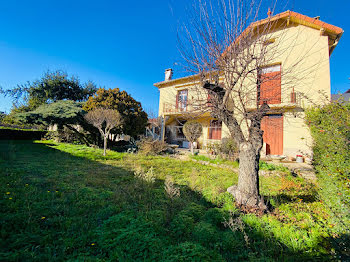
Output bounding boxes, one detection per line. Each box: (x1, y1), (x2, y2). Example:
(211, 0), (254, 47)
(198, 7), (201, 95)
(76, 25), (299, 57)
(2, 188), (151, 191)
(1, 70), (97, 126)
(83, 88), (148, 137)
(84, 109), (122, 156)
(3, 70), (97, 112)
(16, 100), (91, 145)
(0, 112), (6, 123)
(183, 121), (202, 155)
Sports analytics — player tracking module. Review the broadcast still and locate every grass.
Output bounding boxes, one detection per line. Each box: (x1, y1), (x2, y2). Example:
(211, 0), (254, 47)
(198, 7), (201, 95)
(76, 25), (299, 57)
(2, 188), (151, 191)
(0, 140), (338, 261)
(190, 154), (289, 172)
(190, 154), (239, 168)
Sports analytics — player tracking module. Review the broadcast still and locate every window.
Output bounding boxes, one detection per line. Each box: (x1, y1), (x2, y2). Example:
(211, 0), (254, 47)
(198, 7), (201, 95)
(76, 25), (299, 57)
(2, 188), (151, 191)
(207, 92), (214, 107)
(176, 90), (188, 111)
(208, 120), (222, 140)
(257, 64), (281, 105)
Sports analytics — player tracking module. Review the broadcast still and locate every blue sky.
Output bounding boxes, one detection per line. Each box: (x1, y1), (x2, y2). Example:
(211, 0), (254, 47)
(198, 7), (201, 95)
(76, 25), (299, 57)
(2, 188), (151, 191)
(0, 0), (349, 113)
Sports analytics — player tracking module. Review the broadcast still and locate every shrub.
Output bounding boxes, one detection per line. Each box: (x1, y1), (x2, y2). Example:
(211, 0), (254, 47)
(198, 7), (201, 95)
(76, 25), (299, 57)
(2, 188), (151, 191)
(137, 137), (168, 155)
(44, 127), (83, 143)
(206, 141), (221, 155)
(219, 137), (238, 160)
(0, 127), (47, 140)
(206, 137), (238, 160)
(306, 102), (350, 259)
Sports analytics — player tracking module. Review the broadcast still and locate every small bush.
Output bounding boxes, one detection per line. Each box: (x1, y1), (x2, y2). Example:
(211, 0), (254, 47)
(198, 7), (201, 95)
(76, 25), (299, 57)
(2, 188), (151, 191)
(137, 137), (168, 155)
(219, 137), (238, 160)
(206, 137), (238, 160)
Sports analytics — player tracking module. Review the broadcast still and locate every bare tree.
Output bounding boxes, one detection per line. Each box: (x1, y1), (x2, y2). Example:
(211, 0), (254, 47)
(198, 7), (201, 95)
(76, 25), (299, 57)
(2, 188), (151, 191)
(183, 120), (203, 154)
(85, 108), (122, 156)
(176, 0), (339, 209)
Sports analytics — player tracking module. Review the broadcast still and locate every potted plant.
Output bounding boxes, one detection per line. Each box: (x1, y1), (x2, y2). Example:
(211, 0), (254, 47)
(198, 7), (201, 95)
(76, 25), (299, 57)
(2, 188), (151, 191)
(296, 154), (303, 163)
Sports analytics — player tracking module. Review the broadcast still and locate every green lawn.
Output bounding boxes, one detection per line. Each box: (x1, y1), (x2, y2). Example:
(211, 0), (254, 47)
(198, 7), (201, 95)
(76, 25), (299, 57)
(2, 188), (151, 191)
(0, 140), (335, 261)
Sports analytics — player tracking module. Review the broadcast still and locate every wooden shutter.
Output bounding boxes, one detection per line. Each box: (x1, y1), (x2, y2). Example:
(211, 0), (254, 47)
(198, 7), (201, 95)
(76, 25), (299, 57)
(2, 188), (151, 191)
(258, 65), (281, 105)
(208, 120), (222, 140)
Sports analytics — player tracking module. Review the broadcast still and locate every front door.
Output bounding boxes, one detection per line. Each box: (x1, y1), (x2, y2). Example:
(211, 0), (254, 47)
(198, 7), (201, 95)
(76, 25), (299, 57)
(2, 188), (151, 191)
(261, 114), (283, 155)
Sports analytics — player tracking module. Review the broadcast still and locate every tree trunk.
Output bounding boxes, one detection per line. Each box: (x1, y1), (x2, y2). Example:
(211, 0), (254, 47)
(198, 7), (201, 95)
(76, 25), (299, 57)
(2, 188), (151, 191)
(227, 142), (265, 209)
(103, 136), (107, 156)
(190, 142), (194, 155)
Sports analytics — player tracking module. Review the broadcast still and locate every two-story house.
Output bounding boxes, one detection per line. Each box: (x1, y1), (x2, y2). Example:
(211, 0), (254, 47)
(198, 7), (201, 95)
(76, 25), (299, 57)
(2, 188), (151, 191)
(154, 11), (343, 158)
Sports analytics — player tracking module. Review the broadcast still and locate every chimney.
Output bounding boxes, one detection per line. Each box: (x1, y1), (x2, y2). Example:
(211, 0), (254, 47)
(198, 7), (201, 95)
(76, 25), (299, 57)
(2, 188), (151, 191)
(165, 68), (173, 81)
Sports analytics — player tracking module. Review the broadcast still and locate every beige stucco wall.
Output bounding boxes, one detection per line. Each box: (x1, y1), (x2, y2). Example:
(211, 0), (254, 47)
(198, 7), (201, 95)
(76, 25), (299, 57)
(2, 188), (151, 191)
(283, 110), (313, 157)
(156, 22), (333, 157)
(269, 24), (331, 106)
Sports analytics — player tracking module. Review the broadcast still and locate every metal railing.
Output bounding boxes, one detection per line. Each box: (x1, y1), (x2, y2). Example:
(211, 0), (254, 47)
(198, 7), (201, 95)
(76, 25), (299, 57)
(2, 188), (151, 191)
(163, 102), (188, 114)
(246, 91), (303, 108)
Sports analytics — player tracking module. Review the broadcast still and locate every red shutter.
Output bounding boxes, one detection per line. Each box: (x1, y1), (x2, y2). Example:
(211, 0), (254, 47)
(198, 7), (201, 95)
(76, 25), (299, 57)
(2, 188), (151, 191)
(176, 92), (179, 110)
(258, 65), (281, 105)
(208, 120), (222, 140)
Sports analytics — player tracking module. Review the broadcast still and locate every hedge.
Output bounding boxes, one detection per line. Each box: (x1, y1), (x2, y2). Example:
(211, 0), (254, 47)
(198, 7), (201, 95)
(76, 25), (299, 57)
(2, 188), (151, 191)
(306, 101), (350, 258)
(0, 128), (48, 140)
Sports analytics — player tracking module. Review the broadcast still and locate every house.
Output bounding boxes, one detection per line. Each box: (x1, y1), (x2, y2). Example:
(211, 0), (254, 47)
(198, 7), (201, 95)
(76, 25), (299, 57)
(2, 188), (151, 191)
(154, 11), (343, 159)
(331, 88), (350, 104)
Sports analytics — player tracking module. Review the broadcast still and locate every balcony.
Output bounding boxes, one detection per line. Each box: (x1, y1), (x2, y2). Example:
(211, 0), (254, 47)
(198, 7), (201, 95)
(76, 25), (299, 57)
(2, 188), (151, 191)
(163, 102), (188, 114)
(246, 91), (303, 110)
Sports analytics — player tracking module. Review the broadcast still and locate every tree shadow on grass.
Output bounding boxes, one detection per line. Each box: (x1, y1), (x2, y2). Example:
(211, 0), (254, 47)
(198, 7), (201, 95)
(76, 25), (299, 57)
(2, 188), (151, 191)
(265, 193), (317, 207)
(0, 140), (336, 261)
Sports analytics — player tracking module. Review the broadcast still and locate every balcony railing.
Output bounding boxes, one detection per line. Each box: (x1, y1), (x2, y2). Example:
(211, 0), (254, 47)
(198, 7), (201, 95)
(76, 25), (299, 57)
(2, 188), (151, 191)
(246, 91), (303, 109)
(163, 102), (188, 114)
(162, 91), (302, 115)
(162, 101), (208, 115)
